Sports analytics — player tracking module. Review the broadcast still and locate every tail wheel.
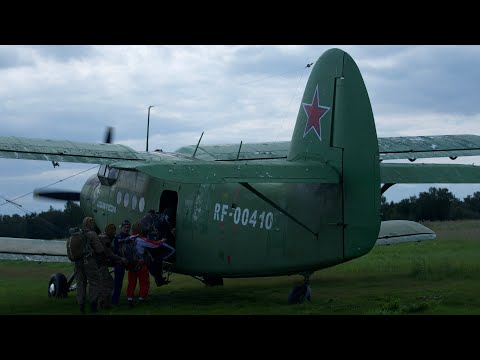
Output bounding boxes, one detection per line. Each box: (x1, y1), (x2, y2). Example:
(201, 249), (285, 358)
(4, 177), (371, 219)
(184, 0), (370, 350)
(48, 272), (68, 298)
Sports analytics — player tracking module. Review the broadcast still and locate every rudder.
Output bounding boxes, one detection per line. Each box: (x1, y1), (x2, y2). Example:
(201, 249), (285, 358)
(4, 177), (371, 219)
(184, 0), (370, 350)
(288, 48), (381, 260)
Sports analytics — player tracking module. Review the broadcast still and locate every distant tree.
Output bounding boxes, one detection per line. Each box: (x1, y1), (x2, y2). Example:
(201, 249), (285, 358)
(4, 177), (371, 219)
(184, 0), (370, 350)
(64, 201), (85, 229)
(415, 187), (456, 221)
(464, 191), (480, 216)
(395, 195), (417, 220)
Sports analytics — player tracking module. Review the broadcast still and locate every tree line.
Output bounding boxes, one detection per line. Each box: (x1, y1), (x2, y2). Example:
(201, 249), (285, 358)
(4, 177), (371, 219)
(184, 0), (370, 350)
(381, 187), (480, 221)
(0, 201), (85, 239)
(0, 187), (479, 239)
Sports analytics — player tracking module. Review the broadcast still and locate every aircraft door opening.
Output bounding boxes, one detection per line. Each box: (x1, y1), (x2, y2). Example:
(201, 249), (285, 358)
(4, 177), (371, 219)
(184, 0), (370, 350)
(158, 190), (178, 262)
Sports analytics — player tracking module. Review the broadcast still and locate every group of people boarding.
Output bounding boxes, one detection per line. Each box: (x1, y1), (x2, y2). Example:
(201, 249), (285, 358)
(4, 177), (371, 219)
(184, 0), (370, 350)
(74, 208), (176, 314)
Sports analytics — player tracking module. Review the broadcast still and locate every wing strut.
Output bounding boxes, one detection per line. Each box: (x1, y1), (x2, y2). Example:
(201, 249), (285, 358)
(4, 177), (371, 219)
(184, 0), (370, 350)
(239, 182), (318, 239)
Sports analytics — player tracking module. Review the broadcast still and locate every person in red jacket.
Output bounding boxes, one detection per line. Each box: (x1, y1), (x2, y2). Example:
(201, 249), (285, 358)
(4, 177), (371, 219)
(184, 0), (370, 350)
(126, 222), (165, 306)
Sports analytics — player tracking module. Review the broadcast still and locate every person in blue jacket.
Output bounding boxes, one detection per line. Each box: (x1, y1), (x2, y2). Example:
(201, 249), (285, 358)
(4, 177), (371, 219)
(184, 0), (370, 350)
(111, 219), (131, 305)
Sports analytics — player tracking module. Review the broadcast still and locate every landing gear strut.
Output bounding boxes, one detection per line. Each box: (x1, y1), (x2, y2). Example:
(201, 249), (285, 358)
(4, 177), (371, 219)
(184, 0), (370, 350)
(287, 272), (312, 305)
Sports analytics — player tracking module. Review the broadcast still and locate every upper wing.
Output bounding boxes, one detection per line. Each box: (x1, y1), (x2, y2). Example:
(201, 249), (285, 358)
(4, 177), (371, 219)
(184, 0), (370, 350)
(2, 135), (480, 185)
(0, 136), (145, 164)
(175, 135), (480, 162)
(4, 135), (478, 164)
(376, 220), (436, 245)
(0, 237), (69, 263)
(380, 163), (480, 184)
(0, 136), (339, 184)
(378, 135), (480, 161)
(175, 141), (290, 161)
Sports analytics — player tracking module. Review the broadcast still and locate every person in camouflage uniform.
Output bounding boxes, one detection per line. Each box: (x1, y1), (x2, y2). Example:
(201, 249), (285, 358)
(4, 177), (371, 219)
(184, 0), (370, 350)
(97, 223), (127, 310)
(74, 216), (106, 314)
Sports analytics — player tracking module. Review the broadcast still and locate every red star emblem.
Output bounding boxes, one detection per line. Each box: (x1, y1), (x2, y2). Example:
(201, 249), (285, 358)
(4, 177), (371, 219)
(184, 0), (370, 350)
(302, 85), (330, 141)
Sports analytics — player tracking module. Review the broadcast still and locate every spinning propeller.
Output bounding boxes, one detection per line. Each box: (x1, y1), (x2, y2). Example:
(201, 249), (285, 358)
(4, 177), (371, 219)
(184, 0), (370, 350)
(33, 127), (114, 201)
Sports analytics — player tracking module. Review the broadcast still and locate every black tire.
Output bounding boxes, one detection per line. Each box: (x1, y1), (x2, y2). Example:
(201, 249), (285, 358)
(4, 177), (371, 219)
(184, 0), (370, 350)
(203, 276), (224, 287)
(48, 272), (68, 298)
(288, 284), (311, 305)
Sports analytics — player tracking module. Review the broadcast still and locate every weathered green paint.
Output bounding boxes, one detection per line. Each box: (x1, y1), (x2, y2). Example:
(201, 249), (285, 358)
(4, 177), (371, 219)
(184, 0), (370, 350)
(381, 163), (480, 183)
(111, 158), (340, 184)
(329, 50), (381, 260)
(378, 135), (480, 160)
(0, 137), (143, 164)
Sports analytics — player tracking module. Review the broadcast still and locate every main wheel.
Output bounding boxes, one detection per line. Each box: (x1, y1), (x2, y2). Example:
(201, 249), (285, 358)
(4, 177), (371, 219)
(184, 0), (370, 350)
(288, 284), (312, 305)
(48, 273), (68, 298)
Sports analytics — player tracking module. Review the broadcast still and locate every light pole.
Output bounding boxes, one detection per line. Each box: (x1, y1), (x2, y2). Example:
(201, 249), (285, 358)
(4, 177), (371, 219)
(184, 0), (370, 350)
(146, 105), (154, 152)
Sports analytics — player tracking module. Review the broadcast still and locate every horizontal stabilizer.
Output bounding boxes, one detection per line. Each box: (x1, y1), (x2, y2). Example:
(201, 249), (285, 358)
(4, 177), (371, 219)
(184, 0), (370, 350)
(376, 220), (436, 245)
(111, 158), (340, 184)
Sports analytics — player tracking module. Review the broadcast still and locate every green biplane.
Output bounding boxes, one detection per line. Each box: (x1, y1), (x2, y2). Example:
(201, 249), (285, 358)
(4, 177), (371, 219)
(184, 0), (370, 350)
(1, 48), (479, 304)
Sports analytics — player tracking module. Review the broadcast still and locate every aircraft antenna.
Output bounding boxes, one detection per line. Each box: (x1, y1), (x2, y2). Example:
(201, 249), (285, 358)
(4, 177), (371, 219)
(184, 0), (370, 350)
(192, 131), (204, 158)
(236, 141), (243, 161)
(273, 63), (312, 143)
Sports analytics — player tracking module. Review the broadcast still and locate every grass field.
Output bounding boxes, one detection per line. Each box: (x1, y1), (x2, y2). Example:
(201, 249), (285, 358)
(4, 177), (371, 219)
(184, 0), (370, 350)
(1, 220), (480, 315)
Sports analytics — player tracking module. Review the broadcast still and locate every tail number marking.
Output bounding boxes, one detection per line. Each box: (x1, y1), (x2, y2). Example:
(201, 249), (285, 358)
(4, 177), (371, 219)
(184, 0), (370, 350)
(213, 203), (273, 230)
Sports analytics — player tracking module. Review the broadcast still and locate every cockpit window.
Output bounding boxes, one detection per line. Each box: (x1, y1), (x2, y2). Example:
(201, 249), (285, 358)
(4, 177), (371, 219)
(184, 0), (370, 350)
(98, 165), (119, 186)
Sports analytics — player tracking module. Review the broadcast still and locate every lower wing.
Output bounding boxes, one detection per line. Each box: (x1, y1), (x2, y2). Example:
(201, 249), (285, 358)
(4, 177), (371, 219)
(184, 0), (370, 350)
(376, 220), (436, 245)
(0, 237), (69, 263)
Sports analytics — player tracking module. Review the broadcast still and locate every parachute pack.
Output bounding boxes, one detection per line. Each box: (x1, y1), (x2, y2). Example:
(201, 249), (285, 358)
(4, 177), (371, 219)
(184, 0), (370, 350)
(118, 236), (143, 271)
(66, 228), (92, 262)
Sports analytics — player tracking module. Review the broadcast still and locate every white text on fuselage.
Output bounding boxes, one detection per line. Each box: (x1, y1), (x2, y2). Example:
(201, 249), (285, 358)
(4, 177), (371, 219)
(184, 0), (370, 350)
(213, 203), (273, 230)
(97, 201), (116, 214)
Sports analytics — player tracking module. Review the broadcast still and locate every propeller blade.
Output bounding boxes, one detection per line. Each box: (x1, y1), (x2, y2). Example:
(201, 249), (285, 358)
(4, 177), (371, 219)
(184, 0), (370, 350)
(34, 190), (81, 201)
(104, 126), (114, 144)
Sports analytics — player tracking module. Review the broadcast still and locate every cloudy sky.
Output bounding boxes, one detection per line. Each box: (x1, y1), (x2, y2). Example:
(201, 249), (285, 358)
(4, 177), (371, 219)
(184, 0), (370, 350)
(1, 45), (480, 216)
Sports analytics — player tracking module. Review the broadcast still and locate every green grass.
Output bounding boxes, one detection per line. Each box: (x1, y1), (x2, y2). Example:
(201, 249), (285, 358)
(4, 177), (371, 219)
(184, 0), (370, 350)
(1, 220), (480, 315)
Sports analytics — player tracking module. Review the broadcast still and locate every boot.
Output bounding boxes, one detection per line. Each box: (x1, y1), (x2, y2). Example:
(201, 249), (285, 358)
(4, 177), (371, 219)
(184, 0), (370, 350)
(79, 304), (85, 314)
(90, 301), (98, 313)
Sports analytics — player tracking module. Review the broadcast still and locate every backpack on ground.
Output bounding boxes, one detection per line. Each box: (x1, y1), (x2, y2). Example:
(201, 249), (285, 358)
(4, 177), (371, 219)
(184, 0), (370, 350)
(66, 228), (91, 262)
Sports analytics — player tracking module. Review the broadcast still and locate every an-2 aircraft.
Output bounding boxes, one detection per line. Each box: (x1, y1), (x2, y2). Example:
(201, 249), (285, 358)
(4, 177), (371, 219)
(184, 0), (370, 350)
(1, 47), (480, 305)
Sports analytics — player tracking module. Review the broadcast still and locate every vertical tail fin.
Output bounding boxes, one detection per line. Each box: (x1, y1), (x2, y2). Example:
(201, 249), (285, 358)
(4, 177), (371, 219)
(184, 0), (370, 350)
(288, 48), (381, 259)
